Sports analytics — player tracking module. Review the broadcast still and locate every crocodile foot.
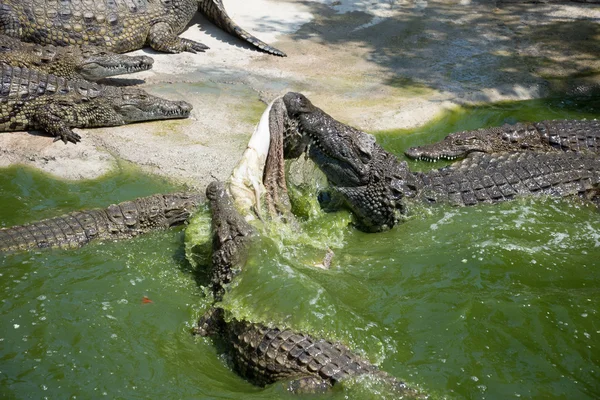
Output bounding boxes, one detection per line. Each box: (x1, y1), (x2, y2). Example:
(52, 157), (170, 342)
(178, 38), (210, 54)
(147, 22), (210, 54)
(52, 130), (82, 144)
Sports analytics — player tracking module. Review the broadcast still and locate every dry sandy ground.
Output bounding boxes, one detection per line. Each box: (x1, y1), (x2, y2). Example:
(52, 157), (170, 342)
(0, 0), (598, 192)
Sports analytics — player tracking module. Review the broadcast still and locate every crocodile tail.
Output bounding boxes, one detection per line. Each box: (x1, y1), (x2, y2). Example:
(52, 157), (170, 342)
(198, 0), (287, 57)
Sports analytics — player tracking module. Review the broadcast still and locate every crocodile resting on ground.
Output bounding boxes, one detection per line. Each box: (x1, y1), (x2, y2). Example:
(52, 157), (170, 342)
(0, 64), (192, 143)
(0, 192), (201, 253)
(0, 34), (154, 81)
(405, 119), (600, 162)
(277, 93), (600, 232)
(195, 181), (425, 397)
(0, 0), (285, 56)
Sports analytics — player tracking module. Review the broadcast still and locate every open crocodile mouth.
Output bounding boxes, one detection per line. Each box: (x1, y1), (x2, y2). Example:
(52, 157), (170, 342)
(292, 121), (367, 187)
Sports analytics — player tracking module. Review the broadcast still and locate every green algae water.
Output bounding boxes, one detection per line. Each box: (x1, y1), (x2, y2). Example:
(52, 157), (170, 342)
(2, 96), (600, 399)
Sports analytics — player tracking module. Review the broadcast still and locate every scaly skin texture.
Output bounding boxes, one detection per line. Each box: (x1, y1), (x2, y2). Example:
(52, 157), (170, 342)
(263, 98), (294, 220)
(198, 0), (285, 57)
(196, 182), (426, 397)
(196, 308), (425, 396)
(405, 119), (600, 162)
(0, 192), (202, 253)
(0, 0), (285, 56)
(0, 34), (154, 81)
(206, 181), (255, 301)
(280, 92), (600, 232)
(0, 64), (192, 143)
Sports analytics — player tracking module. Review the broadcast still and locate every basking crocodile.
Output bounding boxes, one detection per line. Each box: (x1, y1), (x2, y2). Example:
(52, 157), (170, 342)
(278, 92), (600, 232)
(0, 192), (201, 253)
(0, 0), (286, 56)
(0, 64), (192, 143)
(0, 34), (153, 81)
(195, 181), (425, 397)
(405, 119), (600, 162)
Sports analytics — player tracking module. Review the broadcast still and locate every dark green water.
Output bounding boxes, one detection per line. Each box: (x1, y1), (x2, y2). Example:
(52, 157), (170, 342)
(1, 96), (600, 399)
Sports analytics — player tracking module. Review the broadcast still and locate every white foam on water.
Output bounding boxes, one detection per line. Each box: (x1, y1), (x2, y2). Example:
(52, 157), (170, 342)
(584, 222), (600, 247)
(429, 210), (460, 231)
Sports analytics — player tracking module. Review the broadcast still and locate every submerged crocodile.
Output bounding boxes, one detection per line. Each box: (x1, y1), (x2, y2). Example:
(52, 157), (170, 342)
(0, 64), (192, 143)
(405, 119), (600, 162)
(0, 192), (201, 253)
(0, 34), (153, 81)
(0, 0), (285, 56)
(277, 93), (600, 232)
(195, 181), (425, 397)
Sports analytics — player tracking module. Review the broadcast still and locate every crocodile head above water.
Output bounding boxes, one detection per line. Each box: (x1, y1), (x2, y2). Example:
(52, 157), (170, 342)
(281, 92), (416, 232)
(76, 46), (154, 81)
(282, 92), (376, 187)
(106, 87), (193, 123)
(404, 123), (547, 162)
(160, 192), (204, 227)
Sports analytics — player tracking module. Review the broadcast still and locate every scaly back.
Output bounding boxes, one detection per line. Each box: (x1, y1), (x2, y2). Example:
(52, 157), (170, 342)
(0, 64), (104, 130)
(0, 0), (196, 51)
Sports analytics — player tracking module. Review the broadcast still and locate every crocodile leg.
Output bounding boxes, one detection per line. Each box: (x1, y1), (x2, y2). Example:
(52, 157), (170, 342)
(198, 0), (286, 57)
(31, 104), (84, 144)
(147, 22), (209, 54)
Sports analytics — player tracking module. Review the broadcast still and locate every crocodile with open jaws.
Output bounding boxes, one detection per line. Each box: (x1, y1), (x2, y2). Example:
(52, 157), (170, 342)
(0, 114), (427, 396)
(277, 92), (600, 232)
(0, 192), (202, 253)
(0, 0), (285, 56)
(0, 64), (192, 143)
(0, 33), (154, 81)
(405, 119), (600, 162)
(194, 181), (425, 397)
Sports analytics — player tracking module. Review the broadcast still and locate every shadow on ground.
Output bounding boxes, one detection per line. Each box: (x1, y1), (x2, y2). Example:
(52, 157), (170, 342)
(288, 0), (600, 101)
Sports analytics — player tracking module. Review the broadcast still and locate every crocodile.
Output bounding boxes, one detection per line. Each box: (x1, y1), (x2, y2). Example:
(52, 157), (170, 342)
(0, 0), (286, 56)
(0, 34), (153, 81)
(405, 119), (600, 162)
(0, 64), (192, 143)
(205, 180), (256, 302)
(0, 105), (426, 396)
(278, 92), (600, 232)
(194, 181), (425, 397)
(0, 192), (202, 253)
